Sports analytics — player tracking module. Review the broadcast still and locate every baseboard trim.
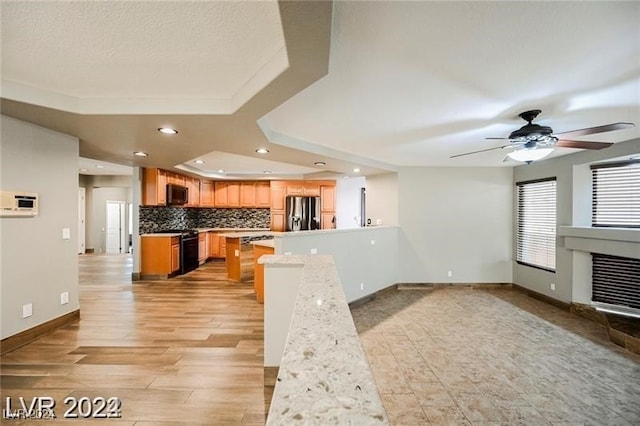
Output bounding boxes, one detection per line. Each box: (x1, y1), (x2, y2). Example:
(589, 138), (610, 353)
(348, 284), (398, 308)
(1, 309), (80, 355)
(512, 283), (571, 311)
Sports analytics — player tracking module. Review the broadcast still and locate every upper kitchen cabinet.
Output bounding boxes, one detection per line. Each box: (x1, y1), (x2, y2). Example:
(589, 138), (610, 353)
(255, 182), (271, 208)
(200, 180), (215, 207)
(142, 168), (167, 206)
(167, 171), (185, 186)
(214, 181), (240, 208)
(240, 182), (256, 207)
(240, 181), (271, 208)
(185, 177), (200, 207)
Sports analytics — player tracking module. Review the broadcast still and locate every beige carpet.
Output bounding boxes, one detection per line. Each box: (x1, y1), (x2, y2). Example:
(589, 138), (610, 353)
(352, 287), (640, 425)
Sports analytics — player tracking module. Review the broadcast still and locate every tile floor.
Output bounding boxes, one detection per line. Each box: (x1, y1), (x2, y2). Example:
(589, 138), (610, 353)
(352, 287), (640, 425)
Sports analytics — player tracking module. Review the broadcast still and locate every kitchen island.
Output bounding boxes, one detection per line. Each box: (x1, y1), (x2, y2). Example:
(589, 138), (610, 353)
(250, 239), (275, 303)
(219, 231), (274, 282)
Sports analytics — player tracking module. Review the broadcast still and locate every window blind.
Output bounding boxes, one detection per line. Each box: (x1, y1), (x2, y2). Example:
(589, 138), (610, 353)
(592, 253), (640, 310)
(592, 160), (640, 228)
(516, 178), (556, 271)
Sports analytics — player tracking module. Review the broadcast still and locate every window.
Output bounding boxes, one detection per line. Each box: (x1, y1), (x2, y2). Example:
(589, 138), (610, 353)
(516, 178), (557, 271)
(592, 160), (640, 228)
(592, 253), (640, 311)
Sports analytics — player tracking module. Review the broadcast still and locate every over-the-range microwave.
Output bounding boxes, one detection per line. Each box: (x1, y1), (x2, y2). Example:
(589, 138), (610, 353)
(0, 191), (39, 217)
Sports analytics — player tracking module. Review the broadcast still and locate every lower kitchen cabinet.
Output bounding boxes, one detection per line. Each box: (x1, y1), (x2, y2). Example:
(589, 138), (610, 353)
(207, 232), (226, 259)
(141, 236), (180, 276)
(198, 232), (208, 263)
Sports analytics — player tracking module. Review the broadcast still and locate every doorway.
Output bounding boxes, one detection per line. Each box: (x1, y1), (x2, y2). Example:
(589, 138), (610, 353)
(106, 200), (126, 254)
(78, 187), (86, 254)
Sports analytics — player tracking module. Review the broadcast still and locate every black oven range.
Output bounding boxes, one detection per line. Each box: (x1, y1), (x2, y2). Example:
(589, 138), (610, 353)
(154, 229), (199, 275)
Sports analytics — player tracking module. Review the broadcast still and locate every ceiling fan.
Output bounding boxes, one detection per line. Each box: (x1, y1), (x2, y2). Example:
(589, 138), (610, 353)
(451, 110), (635, 163)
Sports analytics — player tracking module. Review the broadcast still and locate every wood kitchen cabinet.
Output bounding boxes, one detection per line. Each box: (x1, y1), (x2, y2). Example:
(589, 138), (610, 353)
(271, 212), (286, 232)
(198, 232), (207, 263)
(240, 182), (256, 207)
(214, 182), (241, 207)
(207, 232), (226, 259)
(142, 168), (167, 206)
(320, 185), (336, 229)
(167, 172), (185, 186)
(185, 177), (200, 207)
(255, 181), (271, 207)
(200, 180), (215, 207)
(171, 240), (180, 273)
(141, 236), (180, 276)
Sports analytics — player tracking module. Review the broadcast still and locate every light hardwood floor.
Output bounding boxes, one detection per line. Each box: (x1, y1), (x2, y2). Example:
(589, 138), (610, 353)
(1, 254), (268, 425)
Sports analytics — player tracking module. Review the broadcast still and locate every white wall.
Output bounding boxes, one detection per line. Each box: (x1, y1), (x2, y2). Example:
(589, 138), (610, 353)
(513, 138), (640, 303)
(335, 176), (365, 229)
(365, 172), (398, 226)
(1, 116), (80, 339)
(397, 167), (513, 284)
(275, 226), (399, 302)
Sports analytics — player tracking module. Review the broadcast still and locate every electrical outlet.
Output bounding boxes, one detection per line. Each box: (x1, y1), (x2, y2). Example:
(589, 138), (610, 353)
(360, 282), (364, 291)
(284, 251), (292, 255)
(370, 240), (376, 245)
(447, 270), (453, 278)
(22, 303), (32, 318)
(550, 283), (556, 291)
(234, 249), (239, 257)
(310, 248), (318, 254)
(60, 292), (69, 305)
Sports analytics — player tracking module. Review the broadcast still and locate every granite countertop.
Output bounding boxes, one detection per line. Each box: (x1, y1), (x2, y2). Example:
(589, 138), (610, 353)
(219, 230), (275, 238)
(141, 228), (270, 237)
(262, 254), (388, 424)
(197, 227), (271, 233)
(249, 239), (275, 248)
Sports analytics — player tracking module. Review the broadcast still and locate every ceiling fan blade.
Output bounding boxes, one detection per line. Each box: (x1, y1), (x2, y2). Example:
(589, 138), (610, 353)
(554, 122), (635, 138)
(450, 145), (511, 158)
(555, 139), (613, 150)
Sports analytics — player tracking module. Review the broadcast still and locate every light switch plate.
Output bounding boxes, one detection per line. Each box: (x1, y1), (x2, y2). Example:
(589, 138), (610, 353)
(310, 248), (318, 254)
(61, 292), (69, 305)
(234, 249), (239, 257)
(22, 303), (32, 318)
(62, 228), (71, 240)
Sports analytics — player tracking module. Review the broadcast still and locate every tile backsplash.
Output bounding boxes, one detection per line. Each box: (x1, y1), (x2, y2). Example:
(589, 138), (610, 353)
(139, 207), (270, 234)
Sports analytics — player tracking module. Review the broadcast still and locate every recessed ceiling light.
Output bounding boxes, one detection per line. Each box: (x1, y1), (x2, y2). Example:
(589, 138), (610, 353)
(95, 165), (104, 168)
(194, 160), (205, 164)
(263, 170), (273, 174)
(314, 161), (326, 166)
(217, 169), (225, 173)
(255, 148), (269, 154)
(353, 168), (361, 173)
(133, 151), (148, 157)
(80, 168), (88, 172)
(157, 127), (178, 135)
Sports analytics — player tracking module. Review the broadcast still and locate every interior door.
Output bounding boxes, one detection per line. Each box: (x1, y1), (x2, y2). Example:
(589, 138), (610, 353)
(106, 201), (126, 254)
(78, 187), (86, 254)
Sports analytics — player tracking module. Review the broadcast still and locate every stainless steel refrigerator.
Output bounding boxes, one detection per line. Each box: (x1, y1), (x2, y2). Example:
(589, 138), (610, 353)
(285, 196), (321, 231)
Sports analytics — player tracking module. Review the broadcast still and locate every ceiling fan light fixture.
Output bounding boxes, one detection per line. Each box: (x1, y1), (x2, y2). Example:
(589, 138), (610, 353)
(507, 147), (554, 163)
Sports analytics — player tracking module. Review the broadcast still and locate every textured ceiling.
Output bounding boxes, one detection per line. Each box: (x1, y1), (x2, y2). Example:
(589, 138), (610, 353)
(263, 1), (640, 166)
(1, 1), (638, 175)
(1, 1), (286, 114)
